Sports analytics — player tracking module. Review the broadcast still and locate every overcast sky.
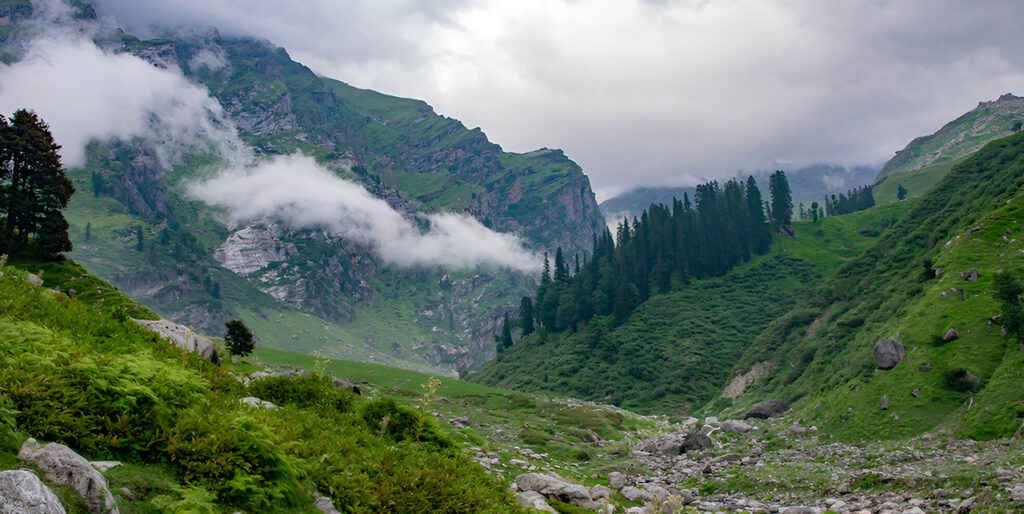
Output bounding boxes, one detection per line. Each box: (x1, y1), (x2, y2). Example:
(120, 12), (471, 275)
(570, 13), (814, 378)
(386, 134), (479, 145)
(91, 0), (1024, 200)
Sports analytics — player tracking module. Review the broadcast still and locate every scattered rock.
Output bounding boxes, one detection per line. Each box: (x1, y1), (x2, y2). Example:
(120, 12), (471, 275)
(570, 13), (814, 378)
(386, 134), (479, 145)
(89, 461), (122, 473)
(1011, 483), (1024, 502)
(902, 507), (926, 514)
(911, 388), (921, 398)
(515, 473), (597, 510)
(873, 338), (905, 370)
(1001, 326), (1008, 338)
(918, 363), (932, 372)
(881, 396), (890, 410)
(965, 268), (980, 281)
(240, 397), (278, 409)
(515, 491), (557, 513)
(956, 496), (977, 513)
(607, 471), (626, 490)
(313, 494), (341, 514)
(720, 419), (754, 433)
(19, 438), (119, 513)
(450, 416), (471, 429)
(26, 273), (44, 286)
(0, 469), (67, 514)
(643, 484), (671, 503)
(681, 429), (712, 453)
(711, 453), (742, 465)
(780, 423), (807, 436)
(780, 507), (815, 514)
(942, 328), (960, 343)
(837, 481), (851, 494)
(743, 399), (791, 419)
(132, 318), (221, 365)
(509, 459), (529, 468)
(331, 378), (361, 395)
(590, 484), (612, 501)
(621, 486), (644, 501)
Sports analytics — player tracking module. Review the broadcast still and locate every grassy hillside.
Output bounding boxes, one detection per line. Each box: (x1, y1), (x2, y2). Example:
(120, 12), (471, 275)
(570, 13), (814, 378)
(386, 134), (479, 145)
(873, 159), (962, 204)
(470, 204), (904, 414)
(722, 131), (1024, 440)
(0, 259), (515, 512)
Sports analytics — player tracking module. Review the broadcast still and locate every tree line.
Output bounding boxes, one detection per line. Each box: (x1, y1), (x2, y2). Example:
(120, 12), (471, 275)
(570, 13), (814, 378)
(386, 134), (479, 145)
(498, 172), (792, 349)
(0, 110), (73, 259)
(796, 184), (875, 222)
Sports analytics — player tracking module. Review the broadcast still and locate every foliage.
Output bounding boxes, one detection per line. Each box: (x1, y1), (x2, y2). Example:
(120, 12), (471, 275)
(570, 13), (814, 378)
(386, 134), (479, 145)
(822, 185), (875, 216)
(224, 319), (254, 357)
(897, 183), (908, 200)
(991, 271), (1024, 352)
(769, 169), (793, 230)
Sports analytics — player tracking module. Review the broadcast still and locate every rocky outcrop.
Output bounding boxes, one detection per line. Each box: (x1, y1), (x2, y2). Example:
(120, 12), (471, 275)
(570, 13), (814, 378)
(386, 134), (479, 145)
(214, 222), (297, 277)
(132, 319), (221, 365)
(743, 400), (790, 419)
(872, 338), (905, 370)
(18, 439), (118, 514)
(0, 470), (66, 514)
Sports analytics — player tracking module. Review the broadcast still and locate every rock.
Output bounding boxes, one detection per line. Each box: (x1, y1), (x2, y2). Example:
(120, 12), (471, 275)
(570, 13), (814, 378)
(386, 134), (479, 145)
(509, 459), (529, 468)
(313, 494), (341, 514)
(240, 397), (278, 409)
(942, 328), (960, 342)
(881, 396), (889, 410)
(515, 491), (557, 513)
(644, 484), (671, 503)
(590, 485), (612, 501)
(0, 469), (67, 514)
(89, 461), (122, 473)
(873, 338), (905, 370)
(450, 416), (471, 428)
(901, 508), (926, 514)
(966, 268), (980, 281)
(780, 423), (807, 436)
(720, 419), (754, 433)
(918, 363), (932, 372)
(1011, 483), (1024, 501)
(911, 388), (921, 397)
(514, 473), (597, 510)
(681, 429), (711, 453)
(657, 439), (682, 456)
(608, 471), (627, 489)
(18, 438), (118, 513)
(780, 507), (815, 514)
(837, 481), (851, 494)
(621, 486), (644, 501)
(711, 453), (742, 465)
(132, 319), (221, 365)
(955, 496), (977, 513)
(743, 399), (791, 419)
(26, 273), (44, 286)
(702, 462), (713, 474)
(991, 314), (1003, 324)
(625, 508), (646, 514)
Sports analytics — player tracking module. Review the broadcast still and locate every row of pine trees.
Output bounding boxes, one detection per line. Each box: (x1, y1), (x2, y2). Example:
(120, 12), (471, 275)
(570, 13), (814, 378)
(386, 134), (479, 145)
(498, 172), (792, 350)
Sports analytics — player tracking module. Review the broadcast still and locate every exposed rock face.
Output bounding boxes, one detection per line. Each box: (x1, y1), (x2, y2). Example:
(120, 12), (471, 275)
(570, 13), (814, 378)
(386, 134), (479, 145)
(722, 361), (772, 399)
(873, 338), (905, 370)
(743, 400), (791, 419)
(18, 439), (118, 514)
(214, 222), (297, 277)
(0, 470), (66, 514)
(132, 319), (221, 365)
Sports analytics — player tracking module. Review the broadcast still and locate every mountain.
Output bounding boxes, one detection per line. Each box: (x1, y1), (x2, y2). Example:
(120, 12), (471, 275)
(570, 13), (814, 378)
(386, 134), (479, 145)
(600, 163), (878, 222)
(872, 93), (1024, 202)
(0, 3), (603, 374)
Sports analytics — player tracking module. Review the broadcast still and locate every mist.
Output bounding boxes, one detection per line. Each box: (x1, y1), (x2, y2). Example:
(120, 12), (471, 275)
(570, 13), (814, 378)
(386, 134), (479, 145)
(188, 154), (540, 272)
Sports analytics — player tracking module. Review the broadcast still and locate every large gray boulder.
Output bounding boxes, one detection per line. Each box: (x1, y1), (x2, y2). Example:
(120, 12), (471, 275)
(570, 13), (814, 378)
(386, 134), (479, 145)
(872, 338), (905, 370)
(515, 473), (597, 510)
(681, 429), (712, 453)
(132, 319), (221, 365)
(0, 469), (66, 514)
(743, 400), (791, 419)
(941, 328), (959, 343)
(515, 491), (557, 513)
(720, 419), (754, 433)
(313, 494), (340, 514)
(18, 439), (118, 514)
(607, 471), (627, 489)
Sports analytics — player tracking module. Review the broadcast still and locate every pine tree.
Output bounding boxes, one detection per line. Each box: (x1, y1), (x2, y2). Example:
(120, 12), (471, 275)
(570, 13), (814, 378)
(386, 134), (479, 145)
(84, 222), (91, 242)
(224, 319), (255, 357)
(499, 313), (513, 351)
(135, 225), (144, 252)
(897, 183), (908, 201)
(554, 247), (570, 283)
(810, 201), (819, 223)
(768, 170), (792, 232)
(519, 296), (535, 336)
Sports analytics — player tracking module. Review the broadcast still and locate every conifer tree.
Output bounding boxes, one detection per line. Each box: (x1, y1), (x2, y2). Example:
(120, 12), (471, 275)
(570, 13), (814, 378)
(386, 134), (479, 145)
(519, 296), (535, 336)
(768, 170), (792, 232)
(498, 313), (513, 351)
(224, 319), (255, 357)
(897, 183), (908, 201)
(554, 247), (569, 283)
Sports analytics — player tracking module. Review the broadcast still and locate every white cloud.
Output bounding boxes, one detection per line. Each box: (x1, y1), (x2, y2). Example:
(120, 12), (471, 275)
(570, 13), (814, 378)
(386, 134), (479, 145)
(187, 154), (540, 272)
(91, 0), (1024, 193)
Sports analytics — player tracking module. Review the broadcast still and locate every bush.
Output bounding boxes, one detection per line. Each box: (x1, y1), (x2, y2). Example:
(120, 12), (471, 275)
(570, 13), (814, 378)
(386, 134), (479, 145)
(224, 319), (254, 357)
(246, 374), (353, 413)
(359, 398), (453, 450)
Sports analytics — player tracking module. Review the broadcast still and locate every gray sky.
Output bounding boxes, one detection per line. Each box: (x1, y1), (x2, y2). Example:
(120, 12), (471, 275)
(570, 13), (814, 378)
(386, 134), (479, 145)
(91, 0), (1024, 200)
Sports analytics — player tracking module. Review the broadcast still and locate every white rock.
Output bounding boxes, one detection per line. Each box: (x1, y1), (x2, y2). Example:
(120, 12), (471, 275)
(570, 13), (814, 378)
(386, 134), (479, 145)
(313, 494), (341, 514)
(89, 461), (122, 473)
(608, 471), (627, 489)
(621, 485), (644, 501)
(26, 273), (43, 286)
(240, 397), (279, 409)
(515, 491), (557, 513)
(19, 438), (118, 513)
(0, 469), (66, 514)
(132, 318), (221, 365)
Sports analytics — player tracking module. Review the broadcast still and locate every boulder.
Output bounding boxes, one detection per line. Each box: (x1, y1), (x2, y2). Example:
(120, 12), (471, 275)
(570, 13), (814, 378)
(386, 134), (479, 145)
(18, 439), (118, 513)
(911, 388), (921, 398)
(643, 484), (671, 502)
(27, 273), (44, 286)
(313, 494), (341, 514)
(620, 486), (644, 502)
(132, 319), (221, 365)
(514, 473), (597, 510)
(1011, 483), (1024, 502)
(0, 469), (66, 514)
(743, 399), (791, 419)
(720, 419), (754, 433)
(966, 268), (980, 281)
(331, 378), (361, 395)
(917, 363), (932, 373)
(515, 491), (557, 513)
(872, 338), (905, 370)
(590, 484), (612, 501)
(607, 471), (627, 489)
(625, 508), (646, 514)
(681, 429), (711, 453)
(942, 328), (959, 343)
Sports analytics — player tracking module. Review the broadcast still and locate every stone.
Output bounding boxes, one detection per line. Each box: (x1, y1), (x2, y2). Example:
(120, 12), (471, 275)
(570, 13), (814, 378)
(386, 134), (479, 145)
(720, 419), (754, 433)
(26, 273), (44, 286)
(956, 496), (977, 513)
(590, 484), (612, 501)
(18, 438), (118, 513)
(872, 338), (905, 370)
(881, 396), (889, 410)
(743, 399), (791, 419)
(780, 423), (806, 436)
(901, 508), (926, 514)
(837, 481), (851, 494)
(681, 429), (711, 453)
(911, 388), (921, 397)
(331, 377), (361, 395)
(515, 491), (557, 513)
(89, 462), (122, 473)
(0, 469), (67, 514)
(918, 363), (932, 372)
(514, 473), (597, 510)
(607, 471), (627, 489)
(509, 459), (529, 468)
(942, 328), (959, 342)
(621, 486), (644, 501)
(711, 453), (742, 464)
(625, 508), (646, 514)
(1011, 483), (1024, 502)
(780, 507), (815, 514)
(240, 397), (278, 409)
(966, 268), (980, 281)
(313, 494), (341, 514)
(132, 319), (221, 365)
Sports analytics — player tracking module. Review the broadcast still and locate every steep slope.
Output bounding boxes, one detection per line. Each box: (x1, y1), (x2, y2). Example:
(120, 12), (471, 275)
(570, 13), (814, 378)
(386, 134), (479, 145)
(721, 131), (1024, 440)
(874, 93), (1024, 187)
(3, 3), (604, 374)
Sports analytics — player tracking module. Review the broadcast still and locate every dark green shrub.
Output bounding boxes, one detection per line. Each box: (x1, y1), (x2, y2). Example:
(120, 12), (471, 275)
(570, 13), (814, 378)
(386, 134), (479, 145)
(246, 374), (353, 413)
(944, 368), (979, 392)
(359, 398), (452, 449)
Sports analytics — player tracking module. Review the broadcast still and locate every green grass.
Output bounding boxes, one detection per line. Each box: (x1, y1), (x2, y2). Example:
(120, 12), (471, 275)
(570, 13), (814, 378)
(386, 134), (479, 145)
(874, 159), (961, 204)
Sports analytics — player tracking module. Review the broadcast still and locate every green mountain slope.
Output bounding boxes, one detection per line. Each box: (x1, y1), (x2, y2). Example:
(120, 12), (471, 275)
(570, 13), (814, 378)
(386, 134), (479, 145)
(874, 93), (1024, 186)
(721, 131), (1024, 440)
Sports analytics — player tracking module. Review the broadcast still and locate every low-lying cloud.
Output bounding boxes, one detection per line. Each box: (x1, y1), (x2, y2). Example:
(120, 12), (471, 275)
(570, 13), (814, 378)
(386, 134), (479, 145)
(188, 154), (540, 272)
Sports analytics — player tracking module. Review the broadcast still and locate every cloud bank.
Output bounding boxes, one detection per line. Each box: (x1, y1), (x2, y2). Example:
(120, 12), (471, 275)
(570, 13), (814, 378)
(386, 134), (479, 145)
(188, 154), (539, 272)
(92, 0), (1024, 198)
